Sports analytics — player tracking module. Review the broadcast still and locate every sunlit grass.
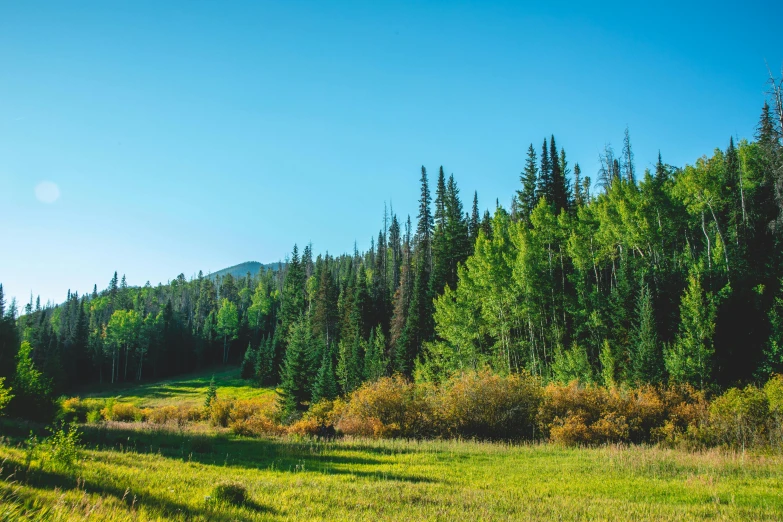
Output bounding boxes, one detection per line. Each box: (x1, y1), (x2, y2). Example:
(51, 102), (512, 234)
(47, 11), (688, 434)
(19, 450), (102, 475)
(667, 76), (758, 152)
(1, 427), (782, 521)
(4, 370), (781, 520)
(81, 367), (273, 408)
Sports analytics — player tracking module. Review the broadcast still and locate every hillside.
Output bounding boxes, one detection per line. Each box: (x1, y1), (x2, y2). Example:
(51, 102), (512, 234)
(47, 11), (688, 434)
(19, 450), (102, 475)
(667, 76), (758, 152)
(207, 261), (283, 280)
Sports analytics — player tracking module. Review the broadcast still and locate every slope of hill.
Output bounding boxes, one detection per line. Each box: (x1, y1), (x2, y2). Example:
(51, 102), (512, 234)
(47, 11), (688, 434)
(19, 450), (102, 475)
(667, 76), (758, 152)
(208, 261), (283, 280)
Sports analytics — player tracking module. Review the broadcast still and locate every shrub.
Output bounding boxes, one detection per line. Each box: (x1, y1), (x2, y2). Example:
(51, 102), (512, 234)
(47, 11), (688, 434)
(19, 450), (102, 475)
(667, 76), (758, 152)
(709, 385), (769, 449)
(59, 397), (107, 423)
(103, 402), (142, 422)
(86, 409), (103, 424)
(211, 481), (247, 506)
(149, 405), (203, 425)
(45, 423), (81, 470)
(230, 399), (268, 423)
(437, 370), (543, 440)
(337, 375), (435, 438)
(539, 382), (692, 446)
(287, 417), (321, 436)
(209, 398), (235, 427)
(538, 381), (608, 445)
(765, 374), (783, 448)
(229, 415), (286, 437)
(652, 384), (710, 448)
(304, 398), (346, 427)
(0, 377), (13, 414)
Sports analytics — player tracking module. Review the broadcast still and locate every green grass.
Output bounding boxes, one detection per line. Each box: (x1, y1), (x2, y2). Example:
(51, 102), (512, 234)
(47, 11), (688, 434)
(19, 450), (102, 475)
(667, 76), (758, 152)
(2, 426), (782, 521)
(2, 370), (782, 520)
(81, 367), (273, 408)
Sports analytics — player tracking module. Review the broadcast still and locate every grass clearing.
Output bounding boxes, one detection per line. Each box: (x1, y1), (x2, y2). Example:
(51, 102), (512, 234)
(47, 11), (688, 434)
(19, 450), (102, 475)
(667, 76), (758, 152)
(2, 370), (781, 520)
(81, 367), (274, 409)
(1, 426), (782, 520)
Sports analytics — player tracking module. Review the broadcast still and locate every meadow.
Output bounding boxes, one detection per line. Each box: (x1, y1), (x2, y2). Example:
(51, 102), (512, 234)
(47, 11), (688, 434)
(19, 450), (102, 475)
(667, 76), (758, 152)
(1, 370), (782, 521)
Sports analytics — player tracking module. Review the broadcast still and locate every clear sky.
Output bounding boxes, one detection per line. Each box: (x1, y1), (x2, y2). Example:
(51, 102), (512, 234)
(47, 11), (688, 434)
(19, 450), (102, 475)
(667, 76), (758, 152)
(1, 1), (781, 307)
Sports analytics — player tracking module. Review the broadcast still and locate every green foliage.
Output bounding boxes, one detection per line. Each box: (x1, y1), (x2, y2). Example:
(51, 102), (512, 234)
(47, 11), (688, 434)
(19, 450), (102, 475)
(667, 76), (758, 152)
(363, 326), (388, 382)
(664, 268), (718, 388)
(278, 317), (317, 417)
(216, 298), (239, 364)
(211, 481), (248, 506)
(631, 284), (663, 384)
(45, 422), (82, 470)
(0, 376), (12, 414)
(551, 343), (594, 385)
(312, 344), (339, 403)
(709, 385), (769, 449)
(11, 341), (53, 419)
(205, 374), (217, 409)
(599, 340), (617, 388)
(240, 343), (258, 380)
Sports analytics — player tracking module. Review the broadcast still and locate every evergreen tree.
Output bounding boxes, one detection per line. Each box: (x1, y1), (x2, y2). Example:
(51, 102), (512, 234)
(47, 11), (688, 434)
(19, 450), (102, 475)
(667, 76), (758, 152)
(757, 101), (778, 146)
(631, 284), (663, 383)
(469, 191), (480, 241)
(278, 317), (316, 416)
(573, 163), (583, 206)
(256, 335), (276, 385)
(364, 325), (388, 381)
(622, 126), (636, 184)
(240, 342), (258, 379)
(280, 245), (306, 334)
(312, 343), (339, 403)
(518, 144), (538, 220)
(664, 268), (718, 388)
(204, 374), (217, 408)
(538, 138), (552, 202)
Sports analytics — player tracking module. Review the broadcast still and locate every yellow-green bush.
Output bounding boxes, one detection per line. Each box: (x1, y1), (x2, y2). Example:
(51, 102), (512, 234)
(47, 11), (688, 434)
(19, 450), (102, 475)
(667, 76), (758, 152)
(209, 398), (235, 427)
(58, 397), (106, 423)
(337, 375), (435, 438)
(539, 382), (708, 446)
(229, 414), (286, 437)
(102, 402), (143, 422)
(436, 370), (543, 440)
(709, 385), (769, 449)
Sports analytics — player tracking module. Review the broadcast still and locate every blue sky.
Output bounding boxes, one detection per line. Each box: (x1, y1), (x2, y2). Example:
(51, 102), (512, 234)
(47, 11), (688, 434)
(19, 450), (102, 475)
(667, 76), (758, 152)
(1, 1), (781, 307)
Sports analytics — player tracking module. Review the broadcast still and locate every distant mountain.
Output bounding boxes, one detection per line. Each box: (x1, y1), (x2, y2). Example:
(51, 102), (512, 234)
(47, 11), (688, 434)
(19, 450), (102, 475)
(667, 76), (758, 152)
(208, 261), (283, 280)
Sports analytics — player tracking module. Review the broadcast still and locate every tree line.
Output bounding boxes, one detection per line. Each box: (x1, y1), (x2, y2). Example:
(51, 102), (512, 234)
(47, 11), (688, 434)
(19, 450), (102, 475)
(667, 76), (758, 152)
(1, 87), (782, 420)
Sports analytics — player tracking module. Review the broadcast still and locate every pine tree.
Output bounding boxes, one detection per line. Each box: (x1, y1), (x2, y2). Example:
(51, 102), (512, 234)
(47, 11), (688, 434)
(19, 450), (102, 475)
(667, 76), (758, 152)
(758, 101), (778, 146)
(337, 336), (364, 394)
(556, 147), (571, 212)
(256, 335), (275, 385)
(518, 144), (538, 221)
(664, 268), (717, 388)
(622, 126), (636, 184)
(469, 191), (480, 241)
(240, 342), (258, 379)
(364, 325), (388, 381)
(204, 374), (217, 408)
(573, 163), (583, 206)
(278, 318), (316, 416)
(631, 284), (663, 383)
(312, 342), (339, 403)
(655, 151), (667, 184)
(280, 244), (306, 334)
(538, 138), (552, 203)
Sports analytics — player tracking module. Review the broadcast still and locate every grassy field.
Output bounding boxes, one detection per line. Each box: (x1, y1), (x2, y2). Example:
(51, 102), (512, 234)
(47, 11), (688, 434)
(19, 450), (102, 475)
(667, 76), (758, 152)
(1, 370), (782, 521)
(81, 367), (275, 408)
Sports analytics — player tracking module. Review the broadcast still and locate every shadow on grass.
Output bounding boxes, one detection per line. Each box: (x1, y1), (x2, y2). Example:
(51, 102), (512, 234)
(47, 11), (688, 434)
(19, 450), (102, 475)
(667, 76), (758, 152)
(72, 424), (439, 484)
(0, 454), (277, 521)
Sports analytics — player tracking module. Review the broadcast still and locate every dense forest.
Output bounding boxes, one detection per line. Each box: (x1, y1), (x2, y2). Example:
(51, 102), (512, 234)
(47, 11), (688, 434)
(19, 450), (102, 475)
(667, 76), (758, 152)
(2, 90), (783, 420)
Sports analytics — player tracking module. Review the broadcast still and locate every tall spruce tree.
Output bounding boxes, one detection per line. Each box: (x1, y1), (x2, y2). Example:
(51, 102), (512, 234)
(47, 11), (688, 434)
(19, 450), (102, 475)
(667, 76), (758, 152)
(518, 144), (539, 221)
